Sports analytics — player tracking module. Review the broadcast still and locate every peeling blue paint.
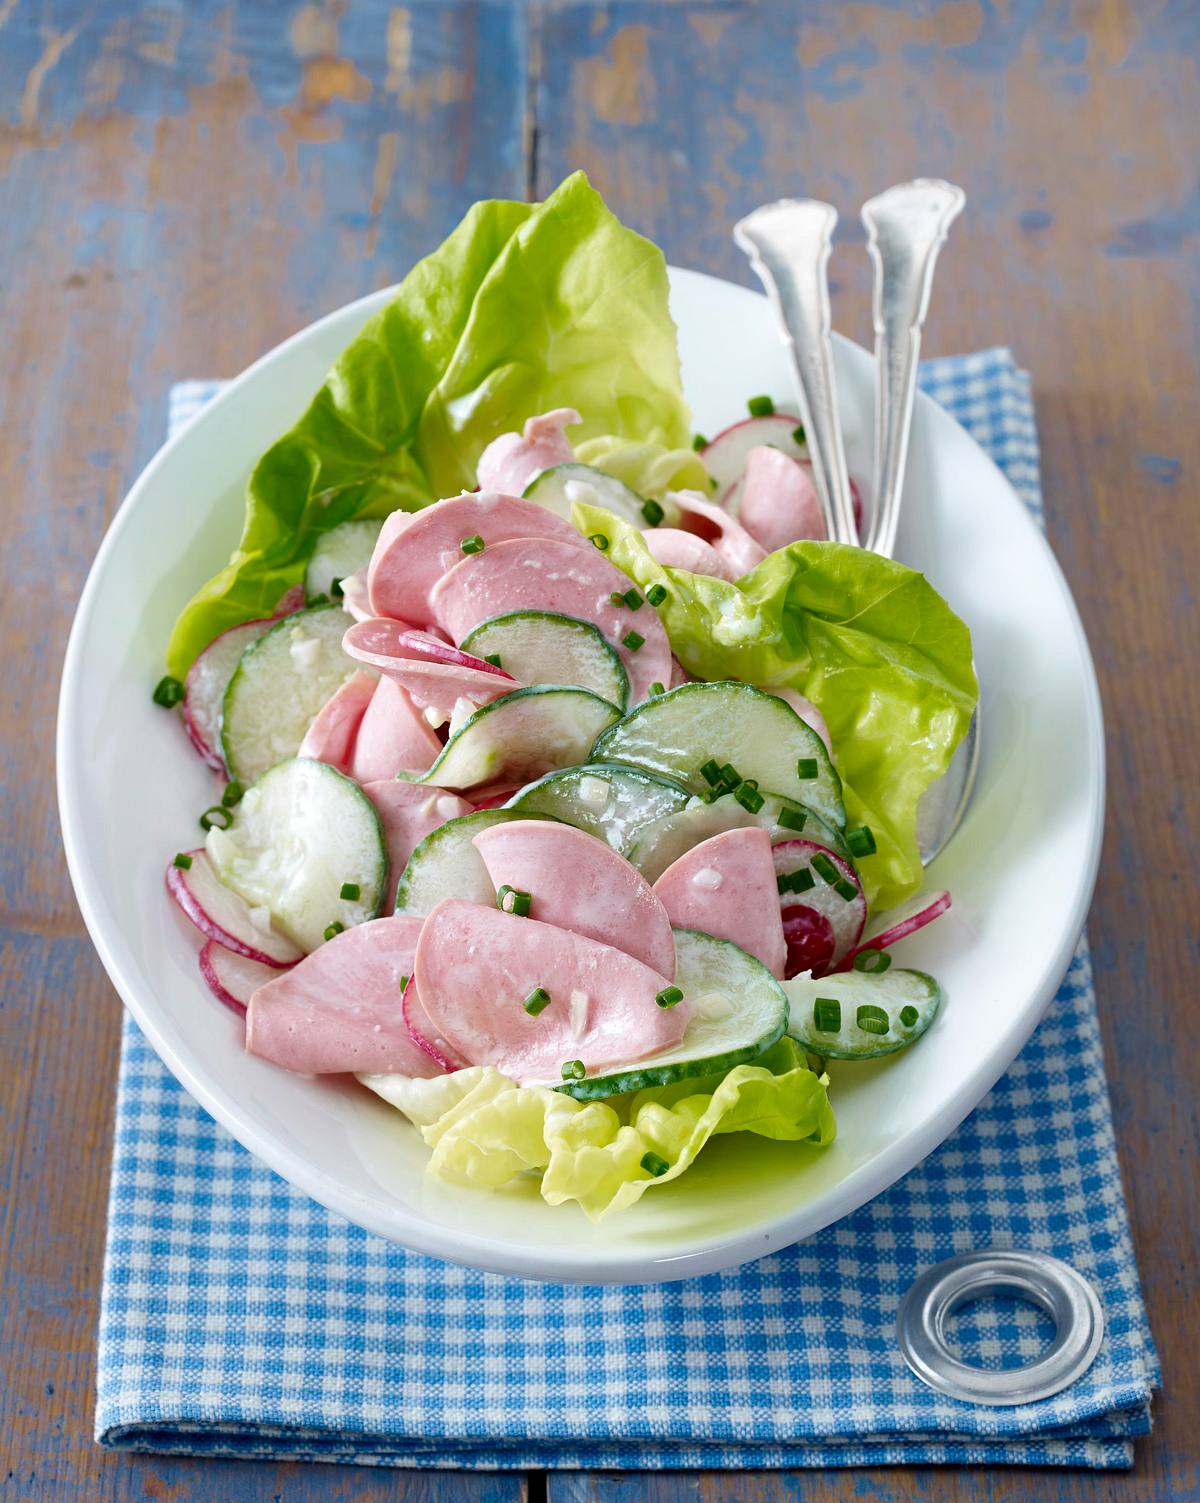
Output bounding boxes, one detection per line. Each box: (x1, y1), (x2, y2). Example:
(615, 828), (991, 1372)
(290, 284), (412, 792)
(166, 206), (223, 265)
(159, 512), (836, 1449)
(1019, 208), (1054, 231)
(1107, 180), (1200, 257)
(1138, 454), (1181, 484)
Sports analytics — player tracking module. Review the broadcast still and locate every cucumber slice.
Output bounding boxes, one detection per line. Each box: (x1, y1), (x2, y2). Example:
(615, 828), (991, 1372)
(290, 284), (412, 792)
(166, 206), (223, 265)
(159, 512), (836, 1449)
(504, 763), (691, 852)
(206, 757), (387, 953)
(591, 681), (844, 829)
(626, 789), (849, 882)
(461, 611), (630, 710)
(556, 928), (787, 1101)
(523, 463), (667, 527)
(784, 969), (942, 1059)
(304, 518), (385, 599)
(394, 808), (554, 916)
(222, 604), (361, 784)
(403, 685), (621, 793)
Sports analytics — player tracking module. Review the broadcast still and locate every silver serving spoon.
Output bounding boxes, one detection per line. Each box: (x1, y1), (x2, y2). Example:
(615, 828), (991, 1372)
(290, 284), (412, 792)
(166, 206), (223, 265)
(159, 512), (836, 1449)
(862, 180), (975, 862)
(733, 200), (859, 545)
(735, 182), (974, 863)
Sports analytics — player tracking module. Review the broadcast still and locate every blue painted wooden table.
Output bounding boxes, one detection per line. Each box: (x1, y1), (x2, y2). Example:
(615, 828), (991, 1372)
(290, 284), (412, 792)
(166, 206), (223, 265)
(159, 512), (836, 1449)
(2, 2), (1196, 1498)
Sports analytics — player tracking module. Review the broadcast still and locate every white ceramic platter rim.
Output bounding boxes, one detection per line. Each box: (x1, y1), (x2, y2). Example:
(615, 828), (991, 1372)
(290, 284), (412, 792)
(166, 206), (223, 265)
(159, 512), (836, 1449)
(58, 267), (1104, 1283)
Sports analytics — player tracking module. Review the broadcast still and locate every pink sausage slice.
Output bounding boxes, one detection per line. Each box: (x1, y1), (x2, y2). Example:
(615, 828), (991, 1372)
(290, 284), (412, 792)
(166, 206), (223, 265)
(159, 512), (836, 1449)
(472, 820), (675, 978)
(737, 445), (826, 553)
(669, 490), (767, 577)
(349, 675), (442, 783)
(476, 408), (580, 496)
(245, 916), (441, 1076)
(297, 671), (377, 774)
(428, 538), (672, 705)
(652, 827), (787, 979)
(344, 617), (516, 721)
(367, 492), (586, 623)
(642, 527), (737, 582)
(362, 781), (472, 912)
(415, 899), (688, 1084)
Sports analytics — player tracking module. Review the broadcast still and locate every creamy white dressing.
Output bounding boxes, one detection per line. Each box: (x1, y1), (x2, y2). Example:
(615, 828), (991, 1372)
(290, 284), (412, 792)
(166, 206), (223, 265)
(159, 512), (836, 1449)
(423, 705), (448, 729)
(288, 629), (322, 673)
(691, 867), (723, 892)
(578, 775), (611, 807)
(563, 478), (603, 508)
(447, 696), (477, 737)
(568, 988), (590, 1041)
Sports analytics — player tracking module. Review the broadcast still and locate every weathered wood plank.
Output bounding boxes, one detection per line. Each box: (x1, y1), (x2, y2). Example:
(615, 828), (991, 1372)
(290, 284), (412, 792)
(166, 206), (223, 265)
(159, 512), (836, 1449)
(0, 0), (529, 1497)
(535, 0), (1198, 1499)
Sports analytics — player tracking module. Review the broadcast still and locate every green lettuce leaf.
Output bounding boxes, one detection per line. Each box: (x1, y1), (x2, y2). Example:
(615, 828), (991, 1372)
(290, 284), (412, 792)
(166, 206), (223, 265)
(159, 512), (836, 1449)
(573, 504), (978, 909)
(360, 1039), (833, 1222)
(167, 171), (694, 676)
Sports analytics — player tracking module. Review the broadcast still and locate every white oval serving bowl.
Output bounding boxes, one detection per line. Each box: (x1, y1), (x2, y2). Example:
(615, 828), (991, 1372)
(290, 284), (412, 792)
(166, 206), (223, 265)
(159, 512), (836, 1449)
(58, 267), (1103, 1283)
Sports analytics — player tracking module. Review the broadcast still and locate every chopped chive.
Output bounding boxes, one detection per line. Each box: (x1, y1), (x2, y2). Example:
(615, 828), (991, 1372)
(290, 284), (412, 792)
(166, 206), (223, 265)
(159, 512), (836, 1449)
(656, 985), (684, 1009)
(777, 805), (808, 832)
(610, 591), (626, 607)
(152, 675), (184, 708)
(641, 1151), (670, 1177)
(709, 476), (719, 491)
(718, 762), (741, 788)
(792, 424), (806, 445)
(748, 394), (775, 417)
(834, 879), (859, 902)
(172, 852), (193, 870)
(306, 592), (330, 607)
(625, 588), (643, 609)
(899, 1004), (919, 1028)
(778, 867), (816, 895)
(646, 583), (668, 607)
(497, 884), (532, 917)
(588, 532), (610, 551)
(641, 499), (665, 527)
(813, 997), (842, 1033)
(853, 948), (892, 975)
(622, 629), (645, 651)
(399, 974), (410, 992)
(700, 758), (723, 787)
(845, 825), (877, 858)
(811, 852), (839, 885)
(691, 433), (708, 452)
(221, 780), (244, 808)
(483, 652), (503, 668)
(561, 1058), (586, 1081)
(523, 987), (552, 1016)
(324, 921), (345, 941)
(199, 805), (232, 832)
(649, 681), (666, 697)
(330, 576), (344, 598)
(459, 534), (485, 555)
(734, 782), (764, 814)
(340, 881), (361, 901)
(796, 757), (819, 780)
(857, 1003), (890, 1036)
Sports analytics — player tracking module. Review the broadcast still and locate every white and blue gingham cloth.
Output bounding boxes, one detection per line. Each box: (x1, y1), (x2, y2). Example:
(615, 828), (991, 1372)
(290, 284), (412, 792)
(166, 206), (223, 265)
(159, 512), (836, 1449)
(97, 351), (1158, 1470)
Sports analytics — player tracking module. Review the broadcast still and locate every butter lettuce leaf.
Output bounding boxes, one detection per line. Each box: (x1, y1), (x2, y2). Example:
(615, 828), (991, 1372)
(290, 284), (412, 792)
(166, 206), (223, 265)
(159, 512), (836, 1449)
(167, 172), (694, 676)
(360, 1039), (833, 1222)
(573, 504), (978, 909)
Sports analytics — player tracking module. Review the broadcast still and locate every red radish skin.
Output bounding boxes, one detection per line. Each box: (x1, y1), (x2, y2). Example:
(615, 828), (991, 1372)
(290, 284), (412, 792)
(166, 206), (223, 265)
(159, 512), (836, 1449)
(843, 889), (952, 968)
(343, 618), (516, 722)
(166, 850), (302, 966)
(782, 907), (837, 979)
(182, 617), (276, 772)
(198, 940), (285, 1015)
(402, 975), (463, 1071)
(391, 628), (514, 677)
(272, 583), (307, 616)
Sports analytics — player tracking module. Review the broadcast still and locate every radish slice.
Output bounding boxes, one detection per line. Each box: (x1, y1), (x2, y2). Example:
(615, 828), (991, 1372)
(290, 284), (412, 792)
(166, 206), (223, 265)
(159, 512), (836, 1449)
(772, 839), (867, 977)
(198, 940), (284, 1015)
(846, 889), (952, 964)
(701, 414), (806, 494)
(343, 618), (516, 721)
(183, 619), (276, 772)
(272, 583), (307, 616)
(166, 850), (302, 967)
(402, 975), (464, 1071)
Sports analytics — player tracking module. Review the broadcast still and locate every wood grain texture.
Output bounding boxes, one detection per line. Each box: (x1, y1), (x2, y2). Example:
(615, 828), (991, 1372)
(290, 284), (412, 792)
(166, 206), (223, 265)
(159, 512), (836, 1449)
(2, 0), (1195, 1499)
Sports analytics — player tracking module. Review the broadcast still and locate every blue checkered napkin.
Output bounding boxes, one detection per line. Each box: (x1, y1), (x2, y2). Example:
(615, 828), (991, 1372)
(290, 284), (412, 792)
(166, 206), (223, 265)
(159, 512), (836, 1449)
(97, 354), (1158, 1469)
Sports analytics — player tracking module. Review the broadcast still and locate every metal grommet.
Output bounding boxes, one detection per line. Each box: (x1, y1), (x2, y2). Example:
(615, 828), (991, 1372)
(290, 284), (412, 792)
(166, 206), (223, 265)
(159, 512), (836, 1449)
(896, 1249), (1104, 1405)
